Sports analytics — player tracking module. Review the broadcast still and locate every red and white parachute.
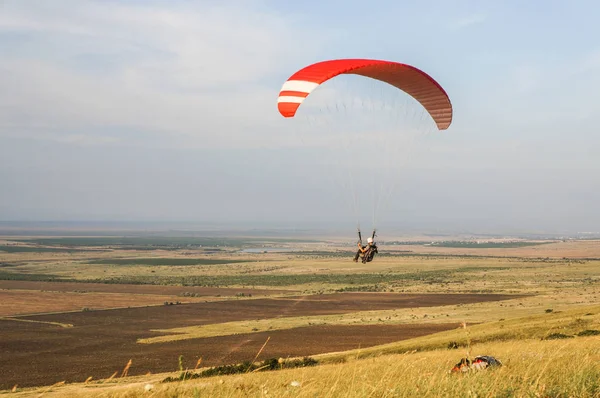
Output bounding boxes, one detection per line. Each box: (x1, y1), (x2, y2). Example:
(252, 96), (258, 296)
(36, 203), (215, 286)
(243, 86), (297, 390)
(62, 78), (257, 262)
(277, 58), (453, 231)
(278, 59), (452, 129)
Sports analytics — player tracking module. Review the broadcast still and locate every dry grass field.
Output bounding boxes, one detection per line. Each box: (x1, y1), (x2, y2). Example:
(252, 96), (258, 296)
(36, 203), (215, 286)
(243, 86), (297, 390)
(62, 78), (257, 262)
(1, 236), (599, 396)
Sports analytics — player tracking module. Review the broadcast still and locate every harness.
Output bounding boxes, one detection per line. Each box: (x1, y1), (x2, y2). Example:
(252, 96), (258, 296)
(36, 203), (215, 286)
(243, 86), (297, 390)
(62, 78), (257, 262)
(357, 229), (378, 263)
(363, 244), (378, 263)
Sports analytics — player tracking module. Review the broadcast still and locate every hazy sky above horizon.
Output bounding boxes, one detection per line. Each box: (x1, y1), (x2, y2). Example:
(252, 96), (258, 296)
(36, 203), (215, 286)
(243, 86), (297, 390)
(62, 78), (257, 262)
(1, 0), (599, 234)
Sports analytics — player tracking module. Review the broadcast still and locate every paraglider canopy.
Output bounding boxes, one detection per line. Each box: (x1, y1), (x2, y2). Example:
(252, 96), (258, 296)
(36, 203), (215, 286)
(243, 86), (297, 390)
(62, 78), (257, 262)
(277, 58), (453, 130)
(275, 57), (453, 238)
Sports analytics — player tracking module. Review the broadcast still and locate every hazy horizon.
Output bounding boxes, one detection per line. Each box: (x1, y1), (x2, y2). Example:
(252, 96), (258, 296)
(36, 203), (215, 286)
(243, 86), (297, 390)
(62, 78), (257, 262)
(2, 1), (599, 235)
(0, 220), (597, 240)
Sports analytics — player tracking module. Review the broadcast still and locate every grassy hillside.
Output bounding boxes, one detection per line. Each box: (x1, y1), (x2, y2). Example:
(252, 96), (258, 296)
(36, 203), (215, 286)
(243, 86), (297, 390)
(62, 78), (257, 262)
(11, 304), (600, 397)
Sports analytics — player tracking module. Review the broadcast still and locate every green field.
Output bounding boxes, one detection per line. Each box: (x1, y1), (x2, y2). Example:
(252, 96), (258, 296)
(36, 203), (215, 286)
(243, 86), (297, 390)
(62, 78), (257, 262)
(86, 258), (253, 266)
(0, 245), (92, 253)
(383, 240), (552, 248)
(428, 241), (553, 248)
(0, 269), (452, 287)
(0, 271), (64, 281)
(9, 236), (316, 248)
(92, 270), (455, 287)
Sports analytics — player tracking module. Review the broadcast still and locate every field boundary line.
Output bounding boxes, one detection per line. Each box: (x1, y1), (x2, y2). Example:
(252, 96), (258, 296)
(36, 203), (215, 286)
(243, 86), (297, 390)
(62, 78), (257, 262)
(0, 317), (73, 328)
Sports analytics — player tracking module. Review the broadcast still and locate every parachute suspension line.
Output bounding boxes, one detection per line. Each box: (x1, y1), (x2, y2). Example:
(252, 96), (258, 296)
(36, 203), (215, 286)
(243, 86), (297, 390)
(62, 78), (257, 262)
(366, 77), (376, 231)
(343, 75), (381, 232)
(378, 104), (440, 228)
(323, 110), (360, 229)
(352, 76), (375, 229)
(339, 93), (355, 209)
(373, 98), (432, 229)
(313, 78), (361, 230)
(373, 90), (407, 229)
(371, 76), (400, 232)
(393, 114), (424, 202)
(378, 122), (439, 229)
(342, 129), (361, 229)
(365, 78), (381, 231)
(371, 87), (393, 230)
(335, 78), (362, 229)
(295, 97), (357, 230)
(343, 142), (361, 228)
(375, 131), (418, 227)
(372, 76), (397, 231)
(372, 174), (376, 230)
(374, 93), (417, 229)
(277, 59), (453, 236)
(417, 105), (426, 126)
(292, 107), (362, 230)
(370, 77), (390, 231)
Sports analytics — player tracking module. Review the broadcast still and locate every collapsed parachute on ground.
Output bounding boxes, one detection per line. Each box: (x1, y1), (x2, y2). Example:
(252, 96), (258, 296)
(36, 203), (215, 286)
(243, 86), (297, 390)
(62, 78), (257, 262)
(451, 356), (503, 373)
(277, 58), (453, 130)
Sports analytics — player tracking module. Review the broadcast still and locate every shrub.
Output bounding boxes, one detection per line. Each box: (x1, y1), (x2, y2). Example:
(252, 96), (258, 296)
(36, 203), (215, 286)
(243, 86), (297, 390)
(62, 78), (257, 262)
(577, 329), (600, 337)
(163, 356), (318, 383)
(447, 341), (460, 349)
(543, 333), (574, 340)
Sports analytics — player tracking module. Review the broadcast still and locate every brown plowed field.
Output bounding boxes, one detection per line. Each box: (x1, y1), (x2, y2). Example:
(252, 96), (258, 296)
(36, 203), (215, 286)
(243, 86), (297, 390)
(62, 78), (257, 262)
(0, 292), (519, 389)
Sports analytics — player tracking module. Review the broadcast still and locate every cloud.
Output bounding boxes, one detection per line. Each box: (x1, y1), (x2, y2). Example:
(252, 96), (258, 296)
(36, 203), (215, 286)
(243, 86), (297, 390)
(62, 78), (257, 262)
(0, 1), (329, 149)
(449, 13), (487, 30)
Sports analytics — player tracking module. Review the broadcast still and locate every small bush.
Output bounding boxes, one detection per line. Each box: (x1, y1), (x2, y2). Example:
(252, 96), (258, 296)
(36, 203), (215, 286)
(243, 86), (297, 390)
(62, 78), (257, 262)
(543, 333), (574, 340)
(545, 309), (553, 313)
(447, 341), (460, 349)
(163, 357), (318, 383)
(577, 329), (600, 337)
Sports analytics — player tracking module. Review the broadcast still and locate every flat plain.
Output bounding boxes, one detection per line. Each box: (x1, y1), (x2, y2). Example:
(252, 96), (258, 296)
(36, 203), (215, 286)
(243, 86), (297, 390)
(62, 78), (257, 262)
(1, 235), (599, 395)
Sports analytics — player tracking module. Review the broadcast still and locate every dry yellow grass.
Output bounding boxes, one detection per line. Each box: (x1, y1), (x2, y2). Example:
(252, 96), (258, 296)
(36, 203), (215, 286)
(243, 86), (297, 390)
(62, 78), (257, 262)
(10, 303), (600, 397)
(13, 336), (600, 397)
(137, 292), (597, 344)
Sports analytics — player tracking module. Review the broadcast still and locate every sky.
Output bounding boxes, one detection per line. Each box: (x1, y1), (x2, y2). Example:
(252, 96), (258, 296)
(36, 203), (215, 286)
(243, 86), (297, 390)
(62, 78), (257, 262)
(1, 0), (599, 235)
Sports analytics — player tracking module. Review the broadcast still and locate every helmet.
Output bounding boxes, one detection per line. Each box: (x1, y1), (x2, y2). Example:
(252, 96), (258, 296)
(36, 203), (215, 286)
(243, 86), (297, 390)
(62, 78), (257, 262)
(367, 237), (373, 244)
